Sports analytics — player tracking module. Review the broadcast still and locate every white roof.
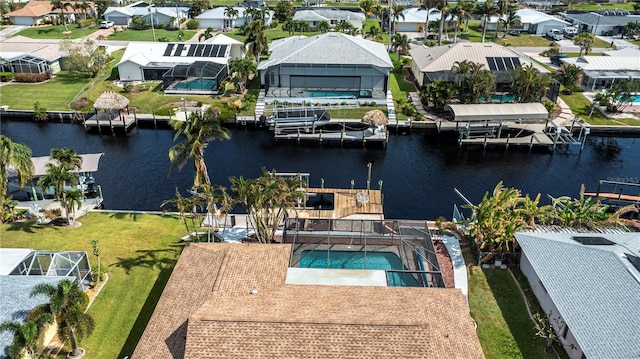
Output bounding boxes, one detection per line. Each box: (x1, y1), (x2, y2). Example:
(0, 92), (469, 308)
(105, 4), (186, 17)
(398, 7), (453, 23)
(117, 42), (231, 68)
(293, 8), (365, 22)
(0, 248), (32, 275)
(203, 33), (244, 46)
(602, 47), (640, 57)
(30, 153), (104, 176)
(196, 6), (246, 20)
(445, 103), (548, 122)
(410, 42), (538, 73)
(516, 232), (640, 359)
(569, 56), (640, 71)
(258, 33), (392, 70)
(487, 8), (569, 25)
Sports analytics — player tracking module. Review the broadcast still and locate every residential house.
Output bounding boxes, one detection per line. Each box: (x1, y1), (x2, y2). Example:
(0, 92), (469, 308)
(131, 241), (485, 358)
(195, 6), (273, 29)
(561, 9), (640, 36)
(560, 55), (640, 90)
(103, 1), (188, 28)
(0, 36), (66, 73)
(395, 7), (453, 34)
(116, 34), (245, 94)
(515, 231), (640, 359)
(292, 8), (365, 30)
(482, 8), (570, 35)
(409, 42), (547, 89)
(258, 32), (393, 104)
(5, 1), (96, 26)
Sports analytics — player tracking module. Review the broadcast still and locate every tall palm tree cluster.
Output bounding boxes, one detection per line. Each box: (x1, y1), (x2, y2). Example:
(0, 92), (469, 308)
(0, 280), (94, 359)
(452, 60), (496, 104)
(37, 148), (84, 225)
(466, 182), (639, 253)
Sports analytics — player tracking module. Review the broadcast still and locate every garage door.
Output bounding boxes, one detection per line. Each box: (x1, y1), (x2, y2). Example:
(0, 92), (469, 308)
(12, 17), (35, 26)
(540, 24), (562, 35)
(109, 16), (129, 26)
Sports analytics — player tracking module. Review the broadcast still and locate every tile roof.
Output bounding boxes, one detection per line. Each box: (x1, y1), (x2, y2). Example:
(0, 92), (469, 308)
(515, 232), (640, 359)
(258, 33), (392, 70)
(410, 42), (535, 74)
(6, 1), (94, 17)
(133, 242), (484, 359)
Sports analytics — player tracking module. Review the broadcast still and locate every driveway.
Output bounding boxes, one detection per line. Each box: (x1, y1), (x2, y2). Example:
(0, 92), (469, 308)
(0, 25), (26, 40)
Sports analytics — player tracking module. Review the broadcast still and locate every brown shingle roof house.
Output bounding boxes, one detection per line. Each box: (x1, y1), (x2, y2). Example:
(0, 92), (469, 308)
(132, 243), (485, 359)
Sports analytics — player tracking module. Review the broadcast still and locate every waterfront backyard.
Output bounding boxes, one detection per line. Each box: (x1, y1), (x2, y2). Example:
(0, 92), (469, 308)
(2, 212), (564, 358)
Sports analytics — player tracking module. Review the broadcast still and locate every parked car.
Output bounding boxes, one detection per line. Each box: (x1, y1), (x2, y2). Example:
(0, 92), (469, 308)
(550, 54), (568, 66)
(508, 29), (521, 36)
(545, 29), (563, 41)
(99, 21), (115, 29)
(563, 26), (578, 39)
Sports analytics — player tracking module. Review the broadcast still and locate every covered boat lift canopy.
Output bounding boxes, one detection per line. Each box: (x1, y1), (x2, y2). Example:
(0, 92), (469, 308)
(30, 153), (104, 177)
(445, 103), (548, 122)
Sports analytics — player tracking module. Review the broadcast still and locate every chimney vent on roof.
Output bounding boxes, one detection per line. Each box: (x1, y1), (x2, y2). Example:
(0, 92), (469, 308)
(251, 289), (259, 295)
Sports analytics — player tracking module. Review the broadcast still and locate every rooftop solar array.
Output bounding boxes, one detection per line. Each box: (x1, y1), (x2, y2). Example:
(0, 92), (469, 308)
(163, 44), (229, 58)
(571, 236), (616, 245)
(486, 57), (522, 72)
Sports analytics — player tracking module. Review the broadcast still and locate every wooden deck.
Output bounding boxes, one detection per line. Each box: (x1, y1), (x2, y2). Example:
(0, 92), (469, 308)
(584, 192), (640, 203)
(291, 188), (384, 220)
(84, 113), (137, 133)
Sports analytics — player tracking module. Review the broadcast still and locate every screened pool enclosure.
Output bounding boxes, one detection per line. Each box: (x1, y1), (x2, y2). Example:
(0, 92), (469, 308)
(162, 61), (227, 95)
(7, 250), (93, 290)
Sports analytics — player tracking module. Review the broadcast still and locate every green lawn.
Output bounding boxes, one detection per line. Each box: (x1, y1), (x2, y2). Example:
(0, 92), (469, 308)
(0, 71), (91, 111)
(13, 25), (98, 39)
(469, 267), (558, 359)
(570, 2), (636, 11)
(0, 212), (186, 359)
(388, 68), (417, 121)
(495, 34), (557, 47)
(106, 28), (196, 42)
(225, 24), (321, 44)
(560, 93), (640, 126)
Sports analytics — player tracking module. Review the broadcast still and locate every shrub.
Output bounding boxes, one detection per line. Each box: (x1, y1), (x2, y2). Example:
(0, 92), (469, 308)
(155, 107), (176, 116)
(157, 36), (169, 42)
(155, 23), (164, 29)
(122, 83), (133, 93)
(0, 72), (14, 82)
(185, 19), (199, 30)
(72, 98), (89, 110)
(76, 19), (93, 28)
(129, 15), (148, 30)
(14, 72), (51, 83)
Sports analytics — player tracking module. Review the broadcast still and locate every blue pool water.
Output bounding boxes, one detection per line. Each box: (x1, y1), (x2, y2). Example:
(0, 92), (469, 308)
(480, 94), (516, 103)
(301, 90), (372, 99)
(174, 78), (216, 91)
(299, 250), (420, 287)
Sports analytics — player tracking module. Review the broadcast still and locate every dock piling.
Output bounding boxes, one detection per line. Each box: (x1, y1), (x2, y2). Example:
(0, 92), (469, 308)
(529, 134), (534, 150)
(483, 134), (487, 149)
(505, 134), (510, 151)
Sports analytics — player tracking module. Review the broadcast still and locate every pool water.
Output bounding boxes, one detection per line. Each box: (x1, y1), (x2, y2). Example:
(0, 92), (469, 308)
(299, 250), (420, 287)
(301, 90), (372, 99)
(174, 78), (217, 91)
(480, 94), (516, 103)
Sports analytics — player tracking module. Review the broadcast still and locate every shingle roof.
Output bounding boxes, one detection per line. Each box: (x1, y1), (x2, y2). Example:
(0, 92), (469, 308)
(258, 33), (392, 70)
(0, 276), (66, 357)
(410, 42), (535, 73)
(562, 12), (640, 27)
(0, 36), (64, 61)
(133, 242), (484, 359)
(515, 232), (640, 359)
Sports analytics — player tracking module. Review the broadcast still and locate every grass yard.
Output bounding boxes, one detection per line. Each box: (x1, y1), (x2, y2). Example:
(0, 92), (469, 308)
(495, 34), (556, 47)
(0, 212), (187, 359)
(560, 93), (640, 126)
(13, 25), (98, 39)
(0, 71), (91, 110)
(388, 68), (417, 121)
(469, 267), (559, 359)
(225, 24), (321, 44)
(106, 28), (196, 42)
(571, 2), (636, 11)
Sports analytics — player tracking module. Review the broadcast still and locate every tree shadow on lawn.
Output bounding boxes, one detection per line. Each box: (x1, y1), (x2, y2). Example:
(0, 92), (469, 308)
(36, 28), (56, 35)
(484, 268), (555, 359)
(109, 245), (184, 274)
(4, 221), (56, 234)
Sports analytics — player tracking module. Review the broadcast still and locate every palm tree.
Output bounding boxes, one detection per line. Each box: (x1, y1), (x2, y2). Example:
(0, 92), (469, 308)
(51, 148), (82, 171)
(168, 107), (230, 189)
(243, 20), (268, 60)
(51, 0), (73, 32)
(65, 189), (84, 223)
(510, 64), (551, 103)
(554, 64), (582, 94)
(501, 8), (521, 38)
(162, 188), (196, 234)
(224, 5), (238, 29)
(475, 0), (497, 43)
(460, 0), (475, 33)
(367, 24), (382, 40)
(391, 3), (406, 33)
(494, 0), (508, 38)
(199, 27), (215, 41)
(392, 33), (409, 60)
(228, 169), (307, 243)
(0, 135), (34, 198)
(359, 0), (373, 16)
(37, 161), (78, 224)
(228, 57), (257, 93)
(30, 280), (94, 358)
(317, 20), (330, 33)
(0, 321), (42, 359)
(421, 0), (438, 39)
(574, 32), (595, 57)
(437, 0), (450, 45)
(451, 3), (466, 43)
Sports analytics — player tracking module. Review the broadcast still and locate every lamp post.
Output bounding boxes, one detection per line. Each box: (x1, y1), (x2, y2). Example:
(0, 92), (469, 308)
(149, 6), (156, 42)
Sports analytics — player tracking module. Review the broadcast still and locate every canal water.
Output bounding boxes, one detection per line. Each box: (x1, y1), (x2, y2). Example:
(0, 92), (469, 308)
(2, 120), (639, 219)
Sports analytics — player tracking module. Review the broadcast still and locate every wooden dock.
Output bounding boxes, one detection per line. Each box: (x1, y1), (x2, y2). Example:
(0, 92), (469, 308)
(84, 112), (137, 134)
(291, 188), (384, 220)
(584, 180), (640, 206)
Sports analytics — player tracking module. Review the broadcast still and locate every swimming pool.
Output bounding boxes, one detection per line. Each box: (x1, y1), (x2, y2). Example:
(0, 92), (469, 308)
(301, 90), (372, 99)
(480, 94), (516, 103)
(299, 250), (420, 287)
(173, 78), (217, 91)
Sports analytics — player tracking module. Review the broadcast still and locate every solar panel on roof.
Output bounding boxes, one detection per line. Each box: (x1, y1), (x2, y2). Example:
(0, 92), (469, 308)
(486, 57), (498, 71)
(496, 57), (507, 71)
(204, 45), (214, 57)
(186, 45), (196, 57)
(174, 44), (185, 57)
(572, 236), (615, 245)
(511, 57), (521, 68)
(163, 44), (175, 57)
(196, 44), (206, 57)
(210, 45), (220, 57)
(220, 45), (228, 56)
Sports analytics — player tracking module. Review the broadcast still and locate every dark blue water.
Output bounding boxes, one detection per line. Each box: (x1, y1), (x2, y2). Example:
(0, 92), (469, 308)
(2, 120), (639, 219)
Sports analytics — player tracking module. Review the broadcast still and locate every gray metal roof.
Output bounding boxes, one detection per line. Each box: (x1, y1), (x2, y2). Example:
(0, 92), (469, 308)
(258, 33), (392, 70)
(445, 103), (548, 122)
(0, 276), (66, 357)
(562, 12), (640, 27)
(293, 8), (365, 22)
(515, 232), (640, 359)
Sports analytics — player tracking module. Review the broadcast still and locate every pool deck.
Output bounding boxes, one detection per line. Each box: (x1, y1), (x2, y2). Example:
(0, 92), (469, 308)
(291, 188), (384, 220)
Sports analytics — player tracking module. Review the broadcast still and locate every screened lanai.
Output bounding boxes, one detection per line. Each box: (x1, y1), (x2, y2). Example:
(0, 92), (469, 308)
(162, 61), (227, 95)
(0, 248), (93, 290)
(1, 54), (51, 74)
